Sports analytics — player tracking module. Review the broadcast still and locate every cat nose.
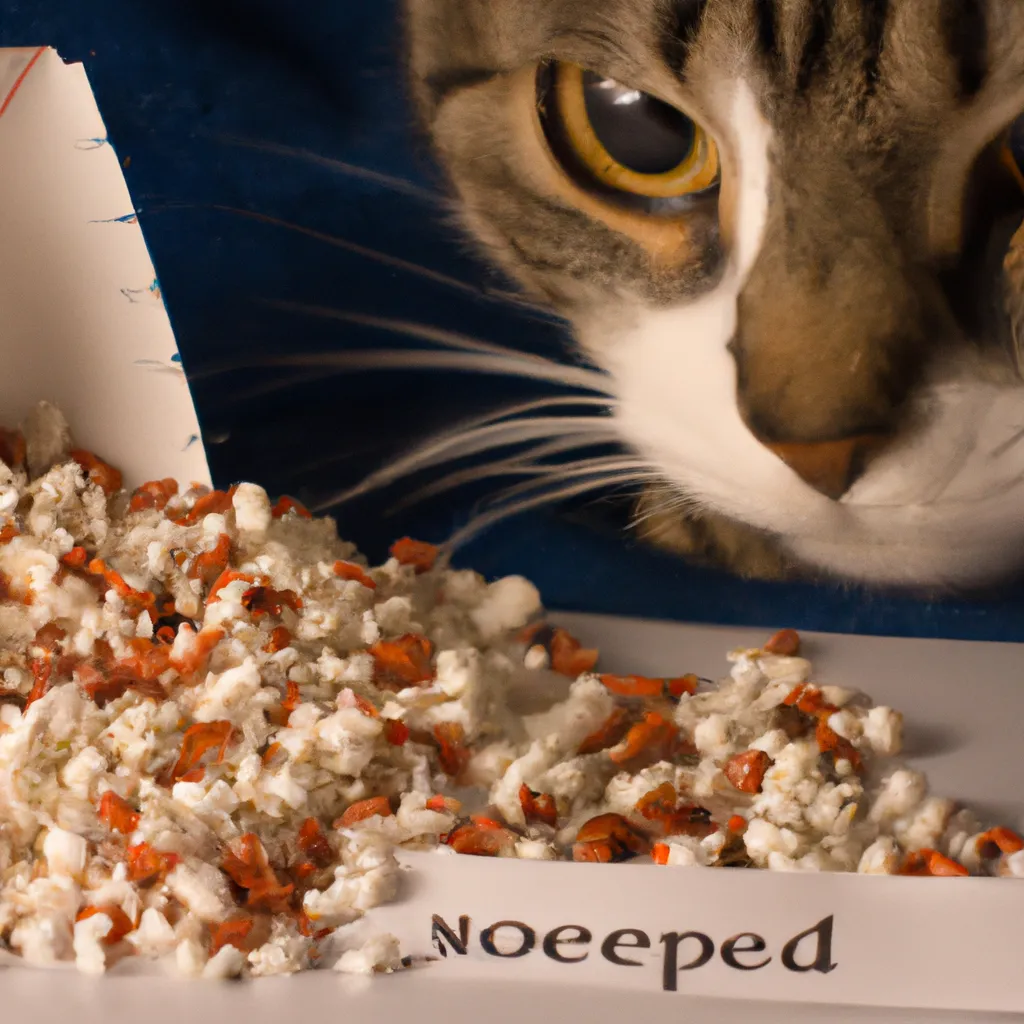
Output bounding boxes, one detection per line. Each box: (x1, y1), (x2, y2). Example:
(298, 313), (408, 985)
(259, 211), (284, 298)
(761, 436), (888, 500)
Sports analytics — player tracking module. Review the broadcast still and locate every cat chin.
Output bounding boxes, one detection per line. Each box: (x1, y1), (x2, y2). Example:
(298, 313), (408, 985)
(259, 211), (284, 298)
(784, 534), (1024, 590)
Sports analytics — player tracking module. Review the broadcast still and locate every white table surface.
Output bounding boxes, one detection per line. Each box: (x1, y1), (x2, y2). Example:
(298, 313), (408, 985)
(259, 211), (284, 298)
(3, 612), (1022, 1023)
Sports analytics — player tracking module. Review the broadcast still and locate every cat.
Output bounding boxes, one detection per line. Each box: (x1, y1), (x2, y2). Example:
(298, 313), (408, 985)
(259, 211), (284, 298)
(403, 0), (1024, 590)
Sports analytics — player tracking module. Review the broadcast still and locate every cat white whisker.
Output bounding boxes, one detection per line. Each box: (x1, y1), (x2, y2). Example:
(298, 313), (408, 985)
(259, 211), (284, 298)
(260, 306), (596, 375)
(443, 472), (658, 553)
(314, 414), (617, 509)
(203, 206), (495, 298)
(477, 462), (660, 513)
(388, 445), (638, 511)
(193, 348), (610, 392)
(202, 132), (445, 204)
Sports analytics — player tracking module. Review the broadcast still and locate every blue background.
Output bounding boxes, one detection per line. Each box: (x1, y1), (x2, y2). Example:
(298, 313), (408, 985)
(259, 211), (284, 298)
(3, 0), (1023, 642)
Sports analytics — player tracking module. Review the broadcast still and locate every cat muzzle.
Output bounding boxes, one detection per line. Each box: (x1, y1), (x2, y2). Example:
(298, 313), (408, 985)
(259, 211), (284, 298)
(762, 435), (889, 500)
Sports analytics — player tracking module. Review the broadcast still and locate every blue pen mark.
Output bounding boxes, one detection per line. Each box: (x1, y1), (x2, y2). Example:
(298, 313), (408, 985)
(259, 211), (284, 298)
(74, 136), (108, 150)
(183, 434), (200, 451)
(171, 353), (182, 364)
(90, 212), (138, 224)
(121, 278), (163, 305)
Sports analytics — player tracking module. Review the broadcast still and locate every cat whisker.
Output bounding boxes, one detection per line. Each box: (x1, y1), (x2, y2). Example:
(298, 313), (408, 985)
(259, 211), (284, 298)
(261, 306), (588, 369)
(442, 471), (660, 553)
(628, 486), (703, 529)
(199, 131), (445, 204)
(388, 445), (635, 512)
(277, 400), (615, 480)
(201, 206), (493, 298)
(476, 461), (660, 513)
(989, 424), (1024, 460)
(314, 413), (618, 510)
(194, 206), (558, 320)
(192, 347), (610, 395)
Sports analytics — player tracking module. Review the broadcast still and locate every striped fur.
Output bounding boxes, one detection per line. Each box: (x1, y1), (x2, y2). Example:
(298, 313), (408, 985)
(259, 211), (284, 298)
(405, 0), (1024, 587)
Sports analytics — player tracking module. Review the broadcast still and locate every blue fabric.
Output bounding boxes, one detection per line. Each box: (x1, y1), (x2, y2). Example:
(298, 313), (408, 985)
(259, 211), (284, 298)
(3, 1), (1023, 642)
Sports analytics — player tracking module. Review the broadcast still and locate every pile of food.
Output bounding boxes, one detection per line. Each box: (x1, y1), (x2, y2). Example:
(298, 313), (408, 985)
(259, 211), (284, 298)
(0, 404), (1020, 980)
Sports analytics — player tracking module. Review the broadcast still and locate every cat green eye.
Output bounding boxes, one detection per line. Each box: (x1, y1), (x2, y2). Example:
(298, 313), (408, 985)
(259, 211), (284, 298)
(542, 62), (719, 201)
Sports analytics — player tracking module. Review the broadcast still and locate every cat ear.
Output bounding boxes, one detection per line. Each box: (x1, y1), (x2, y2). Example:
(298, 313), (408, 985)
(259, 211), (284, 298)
(1005, 219), (1024, 377)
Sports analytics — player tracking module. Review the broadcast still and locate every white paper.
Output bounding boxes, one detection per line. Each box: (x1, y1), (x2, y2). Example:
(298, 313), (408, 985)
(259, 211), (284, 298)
(373, 851), (1024, 1014)
(0, 47), (209, 487)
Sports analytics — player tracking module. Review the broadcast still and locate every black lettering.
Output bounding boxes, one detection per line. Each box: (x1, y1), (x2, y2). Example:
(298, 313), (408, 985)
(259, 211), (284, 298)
(480, 920), (536, 958)
(721, 933), (771, 971)
(431, 914), (469, 958)
(543, 925), (592, 964)
(782, 916), (838, 974)
(601, 929), (651, 966)
(660, 931), (714, 992)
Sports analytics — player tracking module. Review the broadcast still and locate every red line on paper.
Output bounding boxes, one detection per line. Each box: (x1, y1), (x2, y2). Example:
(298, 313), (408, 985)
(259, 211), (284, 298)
(0, 46), (46, 120)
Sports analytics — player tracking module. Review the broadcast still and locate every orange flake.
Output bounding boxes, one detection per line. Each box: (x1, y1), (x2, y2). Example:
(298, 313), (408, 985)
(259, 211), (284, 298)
(222, 833), (294, 912)
(723, 750), (773, 794)
(333, 560), (377, 590)
(370, 633), (434, 688)
(444, 821), (517, 857)
(126, 843), (180, 884)
(977, 827), (1024, 858)
(61, 546), (88, 569)
(764, 629), (801, 656)
(70, 449), (123, 495)
(169, 625), (224, 675)
(336, 796), (393, 828)
(188, 533), (231, 586)
(97, 791), (140, 834)
(573, 813), (647, 863)
(170, 721), (233, 782)
(384, 719), (410, 746)
(129, 478), (179, 513)
(297, 818), (333, 866)
(264, 625), (292, 653)
(433, 722), (471, 778)
(549, 628), (599, 677)
(426, 795), (462, 814)
(389, 537), (439, 573)
(76, 905), (135, 944)
(900, 849), (969, 877)
(271, 495), (312, 519)
(173, 486), (238, 526)
(519, 784), (557, 827)
(209, 917), (256, 956)
(242, 584), (302, 618)
(609, 712), (679, 766)
(577, 707), (632, 756)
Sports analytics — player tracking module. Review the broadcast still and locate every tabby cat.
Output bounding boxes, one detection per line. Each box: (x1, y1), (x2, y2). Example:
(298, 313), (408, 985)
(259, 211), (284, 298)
(404, 0), (1024, 589)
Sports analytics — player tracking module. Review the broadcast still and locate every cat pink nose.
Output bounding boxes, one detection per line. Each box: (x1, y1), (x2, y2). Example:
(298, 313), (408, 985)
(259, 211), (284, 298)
(763, 436), (888, 500)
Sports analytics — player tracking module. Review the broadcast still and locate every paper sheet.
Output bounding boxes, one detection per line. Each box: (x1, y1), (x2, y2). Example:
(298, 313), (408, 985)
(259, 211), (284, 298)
(0, 47), (209, 487)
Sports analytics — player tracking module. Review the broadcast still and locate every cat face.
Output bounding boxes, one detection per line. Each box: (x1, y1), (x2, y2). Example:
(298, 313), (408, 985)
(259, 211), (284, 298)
(405, 0), (1024, 586)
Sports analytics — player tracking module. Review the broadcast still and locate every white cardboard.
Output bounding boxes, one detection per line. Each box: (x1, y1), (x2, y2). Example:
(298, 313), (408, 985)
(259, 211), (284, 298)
(0, 45), (1020, 1023)
(365, 616), (1024, 1016)
(0, 47), (209, 488)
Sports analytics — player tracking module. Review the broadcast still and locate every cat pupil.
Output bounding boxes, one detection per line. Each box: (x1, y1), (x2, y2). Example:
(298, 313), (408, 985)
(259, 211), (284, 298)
(580, 71), (695, 175)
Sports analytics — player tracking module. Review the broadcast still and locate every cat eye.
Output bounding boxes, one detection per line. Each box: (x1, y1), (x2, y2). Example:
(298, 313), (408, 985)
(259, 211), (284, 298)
(539, 62), (719, 205)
